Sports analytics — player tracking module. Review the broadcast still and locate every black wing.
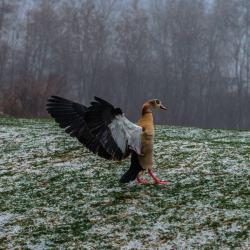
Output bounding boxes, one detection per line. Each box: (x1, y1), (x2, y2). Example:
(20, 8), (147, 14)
(47, 96), (111, 159)
(47, 96), (142, 161)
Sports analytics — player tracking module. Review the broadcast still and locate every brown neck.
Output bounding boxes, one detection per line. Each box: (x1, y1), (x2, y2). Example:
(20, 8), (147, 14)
(142, 104), (152, 115)
(138, 103), (154, 129)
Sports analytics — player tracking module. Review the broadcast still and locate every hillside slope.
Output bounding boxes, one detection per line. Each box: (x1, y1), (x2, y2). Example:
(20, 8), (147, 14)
(0, 118), (249, 249)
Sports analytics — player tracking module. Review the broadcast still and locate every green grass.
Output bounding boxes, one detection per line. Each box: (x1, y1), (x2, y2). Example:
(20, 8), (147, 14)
(0, 117), (249, 249)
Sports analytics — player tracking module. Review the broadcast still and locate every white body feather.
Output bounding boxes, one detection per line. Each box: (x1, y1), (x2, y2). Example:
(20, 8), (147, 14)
(108, 115), (142, 155)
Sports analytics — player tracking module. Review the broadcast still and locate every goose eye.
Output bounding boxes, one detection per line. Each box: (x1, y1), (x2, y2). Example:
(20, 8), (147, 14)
(155, 99), (160, 104)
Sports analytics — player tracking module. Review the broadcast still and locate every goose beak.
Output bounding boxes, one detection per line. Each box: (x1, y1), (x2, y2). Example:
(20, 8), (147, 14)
(160, 104), (167, 110)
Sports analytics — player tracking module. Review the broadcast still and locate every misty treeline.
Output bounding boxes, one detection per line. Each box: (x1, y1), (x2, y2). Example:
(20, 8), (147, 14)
(0, 0), (249, 129)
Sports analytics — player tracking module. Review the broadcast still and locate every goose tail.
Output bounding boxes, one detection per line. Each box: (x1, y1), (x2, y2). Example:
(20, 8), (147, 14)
(120, 152), (143, 183)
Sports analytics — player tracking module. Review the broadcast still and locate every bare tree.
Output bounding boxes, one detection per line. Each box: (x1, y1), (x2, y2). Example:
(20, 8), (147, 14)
(0, 0), (250, 129)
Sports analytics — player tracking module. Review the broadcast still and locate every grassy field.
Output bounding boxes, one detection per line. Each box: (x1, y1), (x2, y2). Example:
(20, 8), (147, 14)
(0, 117), (249, 249)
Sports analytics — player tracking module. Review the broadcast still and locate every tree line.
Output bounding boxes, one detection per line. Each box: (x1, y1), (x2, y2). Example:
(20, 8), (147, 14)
(0, 0), (249, 129)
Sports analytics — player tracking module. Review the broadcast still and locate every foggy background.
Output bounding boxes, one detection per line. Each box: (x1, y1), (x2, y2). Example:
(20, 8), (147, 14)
(0, 0), (249, 129)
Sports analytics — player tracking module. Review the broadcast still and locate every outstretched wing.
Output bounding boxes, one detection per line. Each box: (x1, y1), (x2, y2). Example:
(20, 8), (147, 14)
(46, 96), (142, 161)
(108, 114), (142, 155)
(46, 96), (111, 159)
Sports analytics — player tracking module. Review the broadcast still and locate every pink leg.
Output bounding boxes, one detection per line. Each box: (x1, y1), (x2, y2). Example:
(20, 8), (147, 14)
(148, 169), (169, 184)
(136, 176), (148, 184)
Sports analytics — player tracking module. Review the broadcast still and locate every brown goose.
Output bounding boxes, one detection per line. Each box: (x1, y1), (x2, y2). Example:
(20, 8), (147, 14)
(47, 96), (168, 184)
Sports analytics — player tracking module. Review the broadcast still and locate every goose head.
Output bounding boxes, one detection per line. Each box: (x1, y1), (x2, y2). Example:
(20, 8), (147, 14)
(142, 99), (167, 114)
(150, 99), (167, 110)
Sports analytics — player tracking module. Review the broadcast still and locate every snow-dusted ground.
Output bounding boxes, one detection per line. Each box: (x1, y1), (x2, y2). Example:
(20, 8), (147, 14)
(0, 117), (249, 249)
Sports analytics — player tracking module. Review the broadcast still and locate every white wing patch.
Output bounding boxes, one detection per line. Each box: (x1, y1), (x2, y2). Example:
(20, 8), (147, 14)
(108, 115), (142, 155)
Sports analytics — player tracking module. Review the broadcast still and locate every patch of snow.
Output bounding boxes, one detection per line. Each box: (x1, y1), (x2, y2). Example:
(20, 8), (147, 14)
(121, 240), (143, 250)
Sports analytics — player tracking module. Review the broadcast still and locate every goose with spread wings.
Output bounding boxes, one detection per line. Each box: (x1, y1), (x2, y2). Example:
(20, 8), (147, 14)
(47, 96), (168, 184)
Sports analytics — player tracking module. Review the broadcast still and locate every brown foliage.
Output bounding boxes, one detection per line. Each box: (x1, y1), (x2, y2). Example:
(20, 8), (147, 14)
(2, 75), (68, 117)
